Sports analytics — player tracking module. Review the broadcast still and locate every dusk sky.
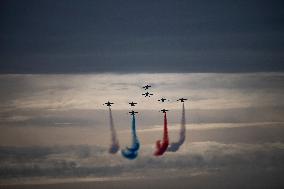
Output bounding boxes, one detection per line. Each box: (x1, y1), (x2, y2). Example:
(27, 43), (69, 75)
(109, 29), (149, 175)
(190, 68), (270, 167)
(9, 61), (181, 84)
(0, 1), (284, 188)
(1, 0), (284, 73)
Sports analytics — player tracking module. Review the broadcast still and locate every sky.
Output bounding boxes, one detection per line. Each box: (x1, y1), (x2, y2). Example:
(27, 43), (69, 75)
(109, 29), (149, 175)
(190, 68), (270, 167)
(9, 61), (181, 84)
(0, 73), (284, 188)
(0, 0), (284, 73)
(0, 0), (284, 188)
(0, 73), (284, 147)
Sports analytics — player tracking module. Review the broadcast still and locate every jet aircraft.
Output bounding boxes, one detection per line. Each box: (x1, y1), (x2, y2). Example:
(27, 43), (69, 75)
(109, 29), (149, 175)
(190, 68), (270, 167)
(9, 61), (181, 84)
(142, 91), (153, 97)
(129, 102), (137, 106)
(160, 109), (169, 113)
(104, 101), (114, 106)
(129, 110), (138, 115)
(142, 85), (151, 90)
(158, 98), (168, 102)
(177, 98), (188, 102)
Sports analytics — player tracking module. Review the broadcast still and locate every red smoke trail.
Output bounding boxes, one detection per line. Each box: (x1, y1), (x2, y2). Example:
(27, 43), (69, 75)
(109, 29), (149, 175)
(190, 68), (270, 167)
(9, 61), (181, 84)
(154, 112), (169, 156)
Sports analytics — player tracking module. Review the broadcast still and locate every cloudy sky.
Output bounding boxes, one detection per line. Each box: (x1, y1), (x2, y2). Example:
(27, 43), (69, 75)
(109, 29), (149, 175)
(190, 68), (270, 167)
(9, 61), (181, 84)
(0, 73), (284, 188)
(1, 0), (284, 73)
(0, 0), (284, 188)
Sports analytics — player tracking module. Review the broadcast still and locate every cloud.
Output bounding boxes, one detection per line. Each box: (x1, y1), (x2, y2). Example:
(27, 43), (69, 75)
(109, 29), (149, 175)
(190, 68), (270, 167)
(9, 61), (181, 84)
(2, 107), (284, 130)
(1, 73), (284, 113)
(0, 142), (283, 182)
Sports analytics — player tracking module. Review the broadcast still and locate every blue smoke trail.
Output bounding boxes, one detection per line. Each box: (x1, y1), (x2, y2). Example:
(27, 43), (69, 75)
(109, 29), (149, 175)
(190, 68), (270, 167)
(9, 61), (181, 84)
(121, 148), (138, 159)
(167, 103), (186, 152)
(127, 114), (140, 152)
(121, 114), (140, 160)
(108, 107), (119, 154)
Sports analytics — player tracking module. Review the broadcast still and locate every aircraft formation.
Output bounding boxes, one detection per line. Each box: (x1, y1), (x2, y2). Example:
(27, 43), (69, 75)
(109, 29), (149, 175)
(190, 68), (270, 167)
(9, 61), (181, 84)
(104, 84), (188, 160)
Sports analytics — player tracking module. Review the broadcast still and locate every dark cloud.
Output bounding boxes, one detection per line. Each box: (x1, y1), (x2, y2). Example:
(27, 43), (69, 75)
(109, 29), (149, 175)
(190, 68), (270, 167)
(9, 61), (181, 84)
(0, 118), (284, 187)
(0, 142), (283, 184)
(0, 0), (284, 73)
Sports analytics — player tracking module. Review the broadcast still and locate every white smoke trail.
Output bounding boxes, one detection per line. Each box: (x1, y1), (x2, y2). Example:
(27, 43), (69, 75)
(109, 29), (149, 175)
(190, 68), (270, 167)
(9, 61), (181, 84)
(167, 103), (186, 152)
(108, 107), (119, 154)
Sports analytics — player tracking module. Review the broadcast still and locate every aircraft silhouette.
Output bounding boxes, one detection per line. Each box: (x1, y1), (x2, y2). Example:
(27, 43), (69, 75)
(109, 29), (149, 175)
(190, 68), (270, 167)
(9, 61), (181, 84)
(142, 85), (151, 90)
(160, 109), (169, 113)
(104, 101), (114, 106)
(142, 91), (153, 97)
(158, 98), (168, 102)
(177, 98), (188, 102)
(129, 110), (138, 115)
(129, 102), (137, 106)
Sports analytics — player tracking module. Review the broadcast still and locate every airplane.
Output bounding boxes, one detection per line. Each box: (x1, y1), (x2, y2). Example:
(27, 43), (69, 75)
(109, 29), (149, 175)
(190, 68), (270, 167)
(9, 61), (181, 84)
(129, 102), (137, 106)
(104, 101), (114, 106)
(177, 98), (188, 102)
(129, 110), (138, 115)
(142, 91), (153, 97)
(142, 85), (151, 90)
(160, 109), (169, 113)
(158, 98), (168, 102)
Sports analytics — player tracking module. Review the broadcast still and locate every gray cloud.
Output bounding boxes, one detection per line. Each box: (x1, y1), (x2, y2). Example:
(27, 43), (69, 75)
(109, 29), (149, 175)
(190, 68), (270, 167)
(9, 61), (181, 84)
(0, 142), (283, 182)
(2, 107), (284, 129)
(1, 119), (283, 187)
(1, 73), (284, 113)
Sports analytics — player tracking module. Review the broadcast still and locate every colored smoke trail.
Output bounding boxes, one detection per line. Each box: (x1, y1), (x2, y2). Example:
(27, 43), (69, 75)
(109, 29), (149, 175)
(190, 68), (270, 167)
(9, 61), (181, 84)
(154, 112), (169, 156)
(167, 103), (186, 152)
(121, 114), (140, 160)
(108, 107), (120, 154)
(127, 114), (140, 152)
